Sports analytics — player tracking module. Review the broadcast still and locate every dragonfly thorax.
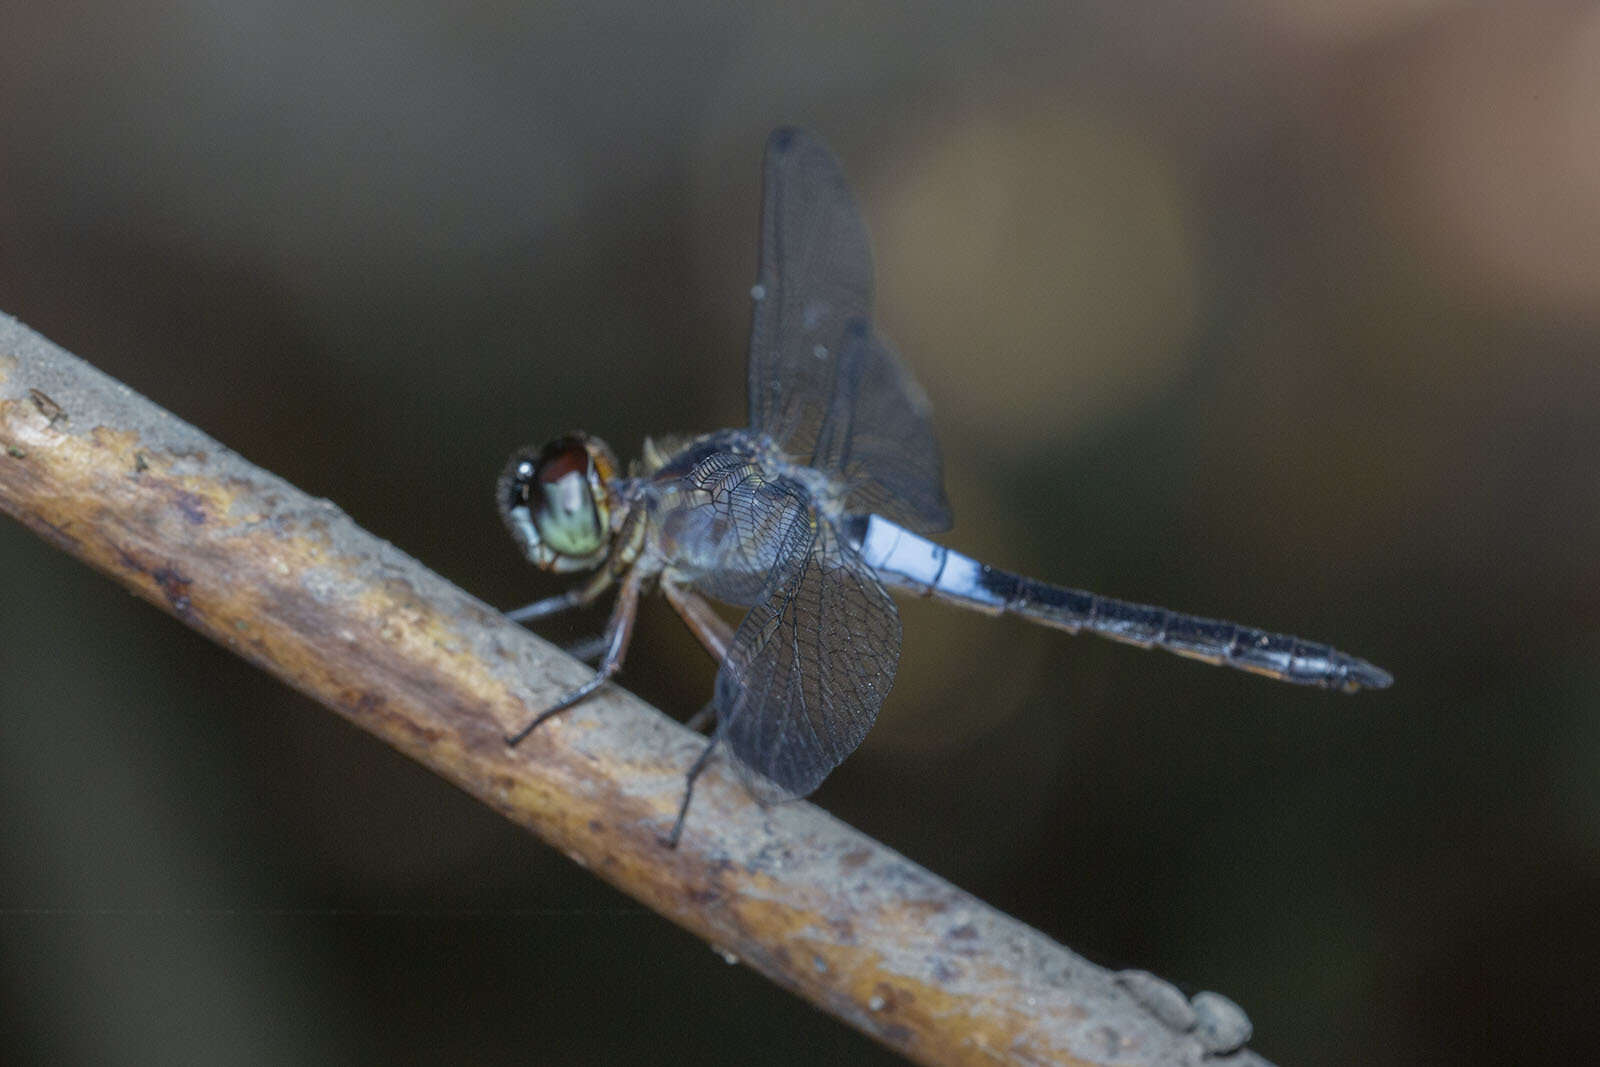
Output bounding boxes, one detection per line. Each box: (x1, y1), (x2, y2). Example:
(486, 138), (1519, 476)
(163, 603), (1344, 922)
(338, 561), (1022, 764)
(498, 432), (619, 573)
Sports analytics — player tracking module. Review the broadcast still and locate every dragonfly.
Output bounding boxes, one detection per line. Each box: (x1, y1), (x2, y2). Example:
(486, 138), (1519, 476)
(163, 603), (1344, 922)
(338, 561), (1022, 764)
(498, 127), (1391, 846)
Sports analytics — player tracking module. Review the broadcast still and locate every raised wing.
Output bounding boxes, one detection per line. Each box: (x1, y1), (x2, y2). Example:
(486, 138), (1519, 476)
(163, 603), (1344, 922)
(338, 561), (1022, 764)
(711, 495), (902, 801)
(809, 319), (952, 532)
(746, 128), (951, 533)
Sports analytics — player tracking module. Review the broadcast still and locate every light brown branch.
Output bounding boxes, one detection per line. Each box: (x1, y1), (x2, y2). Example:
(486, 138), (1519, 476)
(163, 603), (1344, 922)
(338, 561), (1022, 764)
(0, 312), (1270, 1067)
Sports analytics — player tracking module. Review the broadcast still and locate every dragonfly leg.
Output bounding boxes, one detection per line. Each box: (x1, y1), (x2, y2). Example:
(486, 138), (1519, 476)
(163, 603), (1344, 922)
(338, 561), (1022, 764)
(561, 633), (610, 664)
(661, 586), (724, 729)
(506, 567), (615, 623)
(683, 699), (716, 734)
(662, 736), (718, 849)
(506, 568), (642, 746)
(661, 582), (734, 664)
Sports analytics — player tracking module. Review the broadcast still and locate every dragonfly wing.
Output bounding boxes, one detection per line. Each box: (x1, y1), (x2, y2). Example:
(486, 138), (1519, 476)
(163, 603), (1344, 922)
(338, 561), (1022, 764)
(713, 505), (902, 802)
(662, 450), (811, 608)
(746, 128), (951, 533)
(809, 320), (952, 531)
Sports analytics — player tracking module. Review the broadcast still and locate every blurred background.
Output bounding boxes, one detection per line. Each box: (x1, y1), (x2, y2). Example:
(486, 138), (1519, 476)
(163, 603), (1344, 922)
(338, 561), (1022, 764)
(2, 1), (1598, 1063)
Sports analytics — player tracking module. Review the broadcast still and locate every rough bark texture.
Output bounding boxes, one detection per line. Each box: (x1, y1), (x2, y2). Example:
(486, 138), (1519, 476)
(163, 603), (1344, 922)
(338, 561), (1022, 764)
(0, 312), (1271, 1066)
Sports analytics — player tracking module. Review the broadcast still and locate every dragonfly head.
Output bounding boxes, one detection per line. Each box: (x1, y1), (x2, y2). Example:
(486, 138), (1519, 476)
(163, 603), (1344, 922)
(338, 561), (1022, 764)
(498, 433), (618, 573)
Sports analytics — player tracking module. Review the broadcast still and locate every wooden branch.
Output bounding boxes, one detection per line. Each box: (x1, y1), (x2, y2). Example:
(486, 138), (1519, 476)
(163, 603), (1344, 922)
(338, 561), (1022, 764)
(0, 312), (1271, 1067)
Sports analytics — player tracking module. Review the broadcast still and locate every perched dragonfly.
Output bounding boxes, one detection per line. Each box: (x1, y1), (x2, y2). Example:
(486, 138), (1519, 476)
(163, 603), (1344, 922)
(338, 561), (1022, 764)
(499, 128), (1391, 845)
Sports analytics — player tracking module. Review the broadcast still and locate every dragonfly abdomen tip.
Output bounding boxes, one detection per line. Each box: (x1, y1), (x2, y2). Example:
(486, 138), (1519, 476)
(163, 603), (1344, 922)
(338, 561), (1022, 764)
(1345, 659), (1394, 692)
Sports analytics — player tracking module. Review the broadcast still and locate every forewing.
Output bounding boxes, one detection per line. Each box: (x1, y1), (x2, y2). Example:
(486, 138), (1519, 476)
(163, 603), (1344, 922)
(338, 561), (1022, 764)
(713, 509), (902, 802)
(746, 128), (951, 533)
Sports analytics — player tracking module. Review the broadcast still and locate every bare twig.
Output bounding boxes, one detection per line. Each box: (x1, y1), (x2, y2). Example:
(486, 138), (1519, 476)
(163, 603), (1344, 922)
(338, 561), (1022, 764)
(0, 312), (1270, 1067)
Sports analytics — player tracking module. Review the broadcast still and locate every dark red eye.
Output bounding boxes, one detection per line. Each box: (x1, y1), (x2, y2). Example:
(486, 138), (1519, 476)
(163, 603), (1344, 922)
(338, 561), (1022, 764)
(537, 439), (590, 484)
(498, 433), (615, 566)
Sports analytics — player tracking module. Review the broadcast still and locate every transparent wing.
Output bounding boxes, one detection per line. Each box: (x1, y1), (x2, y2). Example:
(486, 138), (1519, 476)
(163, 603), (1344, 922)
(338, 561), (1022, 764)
(809, 320), (952, 531)
(657, 444), (812, 607)
(712, 500), (902, 802)
(746, 128), (951, 533)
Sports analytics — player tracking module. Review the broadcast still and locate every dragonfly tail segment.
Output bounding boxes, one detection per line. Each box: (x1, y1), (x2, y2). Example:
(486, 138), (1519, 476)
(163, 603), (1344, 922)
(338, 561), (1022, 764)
(846, 515), (1392, 693)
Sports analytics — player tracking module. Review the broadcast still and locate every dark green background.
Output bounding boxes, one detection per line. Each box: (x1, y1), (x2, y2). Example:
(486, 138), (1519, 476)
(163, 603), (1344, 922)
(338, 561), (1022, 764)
(4, 3), (1597, 1064)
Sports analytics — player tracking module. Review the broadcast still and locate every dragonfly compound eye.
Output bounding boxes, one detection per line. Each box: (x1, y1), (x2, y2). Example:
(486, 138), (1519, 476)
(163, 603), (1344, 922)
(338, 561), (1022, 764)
(533, 439), (605, 557)
(497, 434), (617, 571)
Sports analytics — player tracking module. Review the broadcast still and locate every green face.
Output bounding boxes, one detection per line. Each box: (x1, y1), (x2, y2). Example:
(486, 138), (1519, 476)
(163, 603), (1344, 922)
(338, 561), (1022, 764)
(536, 462), (603, 556)
(498, 436), (609, 569)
